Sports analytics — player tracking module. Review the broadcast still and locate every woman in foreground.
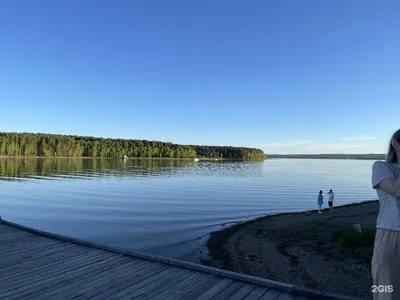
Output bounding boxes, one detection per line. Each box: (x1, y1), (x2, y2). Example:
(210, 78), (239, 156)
(371, 129), (400, 300)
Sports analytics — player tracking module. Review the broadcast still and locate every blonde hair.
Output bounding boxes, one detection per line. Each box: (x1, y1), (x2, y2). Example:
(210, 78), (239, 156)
(386, 129), (400, 163)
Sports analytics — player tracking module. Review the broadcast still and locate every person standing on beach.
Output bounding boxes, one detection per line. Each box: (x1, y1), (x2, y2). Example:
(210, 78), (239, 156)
(371, 129), (400, 300)
(327, 189), (334, 212)
(317, 190), (324, 213)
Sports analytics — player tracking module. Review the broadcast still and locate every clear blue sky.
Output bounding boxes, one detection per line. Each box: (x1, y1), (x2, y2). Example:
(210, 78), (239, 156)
(0, 1), (399, 154)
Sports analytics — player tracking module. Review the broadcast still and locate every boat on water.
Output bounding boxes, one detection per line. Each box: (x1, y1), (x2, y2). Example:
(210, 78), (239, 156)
(194, 158), (199, 162)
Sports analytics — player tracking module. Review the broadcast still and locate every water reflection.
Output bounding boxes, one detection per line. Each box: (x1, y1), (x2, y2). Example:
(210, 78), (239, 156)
(0, 158), (262, 182)
(0, 158), (191, 181)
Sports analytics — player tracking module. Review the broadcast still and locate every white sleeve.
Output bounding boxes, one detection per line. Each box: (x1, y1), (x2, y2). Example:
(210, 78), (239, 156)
(372, 161), (395, 189)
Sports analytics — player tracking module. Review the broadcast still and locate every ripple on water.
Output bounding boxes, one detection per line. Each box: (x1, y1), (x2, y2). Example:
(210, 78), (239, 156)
(0, 158), (377, 261)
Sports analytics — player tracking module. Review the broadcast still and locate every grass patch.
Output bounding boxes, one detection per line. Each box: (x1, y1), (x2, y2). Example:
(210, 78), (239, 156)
(332, 226), (376, 262)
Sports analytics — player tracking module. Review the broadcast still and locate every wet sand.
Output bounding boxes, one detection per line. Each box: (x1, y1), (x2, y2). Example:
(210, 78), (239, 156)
(202, 200), (379, 299)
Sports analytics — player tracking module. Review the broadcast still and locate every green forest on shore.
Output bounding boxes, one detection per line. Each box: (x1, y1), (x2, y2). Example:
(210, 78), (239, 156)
(0, 132), (266, 160)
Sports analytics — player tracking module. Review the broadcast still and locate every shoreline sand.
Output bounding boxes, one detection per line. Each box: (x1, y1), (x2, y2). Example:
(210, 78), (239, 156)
(202, 200), (379, 299)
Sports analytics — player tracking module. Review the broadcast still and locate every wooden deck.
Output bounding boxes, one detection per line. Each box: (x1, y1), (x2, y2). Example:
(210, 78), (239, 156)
(0, 218), (359, 300)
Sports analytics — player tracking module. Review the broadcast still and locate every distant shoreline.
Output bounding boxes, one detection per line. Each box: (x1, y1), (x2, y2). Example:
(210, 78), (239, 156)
(266, 154), (385, 160)
(0, 132), (265, 160)
(0, 155), (386, 162)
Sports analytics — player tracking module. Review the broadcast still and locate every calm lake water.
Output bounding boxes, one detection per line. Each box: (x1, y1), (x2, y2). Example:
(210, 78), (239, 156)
(0, 158), (377, 262)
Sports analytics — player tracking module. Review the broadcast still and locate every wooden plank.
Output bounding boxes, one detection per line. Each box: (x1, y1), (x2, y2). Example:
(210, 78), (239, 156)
(0, 226), (34, 235)
(193, 278), (234, 300)
(4, 242), (86, 264)
(1, 249), (108, 289)
(0, 225), (46, 235)
(0, 227), (10, 234)
(157, 273), (213, 299)
(291, 285), (358, 300)
(1, 252), (118, 299)
(210, 282), (245, 300)
(241, 286), (271, 300)
(0, 244), (82, 271)
(178, 276), (224, 300)
(0, 233), (64, 247)
(0, 228), (13, 235)
(0, 248), (92, 284)
(0, 248), (77, 276)
(293, 295), (309, 300)
(0, 237), (54, 250)
(71, 263), (167, 300)
(0, 243), (78, 269)
(258, 289), (282, 300)
(1, 245), (85, 271)
(82, 264), (172, 300)
(167, 274), (218, 300)
(104, 266), (180, 299)
(275, 292), (297, 299)
(3, 248), (111, 285)
(24, 255), (134, 299)
(151, 272), (209, 300)
(0, 233), (54, 244)
(0, 225), (31, 235)
(125, 268), (193, 299)
(0, 239), (65, 258)
(0, 227), (35, 236)
(0, 246), (97, 282)
(0, 243), (67, 264)
(29, 259), (152, 300)
(1, 236), (65, 250)
(1, 238), (69, 254)
(0, 232), (35, 242)
(70, 259), (152, 291)
(0, 234), (37, 244)
(0, 223), (11, 230)
(229, 284), (257, 300)
(0, 250), (113, 292)
(2, 221), (298, 295)
(0, 241), (58, 256)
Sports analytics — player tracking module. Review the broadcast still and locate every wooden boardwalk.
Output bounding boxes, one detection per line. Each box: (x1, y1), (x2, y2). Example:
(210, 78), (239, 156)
(0, 219), (359, 300)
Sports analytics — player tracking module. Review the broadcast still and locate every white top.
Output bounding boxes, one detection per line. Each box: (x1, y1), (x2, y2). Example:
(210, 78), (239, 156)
(328, 191), (334, 202)
(372, 161), (400, 231)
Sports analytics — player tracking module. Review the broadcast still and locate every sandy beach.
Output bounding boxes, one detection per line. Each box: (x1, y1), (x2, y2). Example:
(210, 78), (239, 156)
(202, 200), (379, 299)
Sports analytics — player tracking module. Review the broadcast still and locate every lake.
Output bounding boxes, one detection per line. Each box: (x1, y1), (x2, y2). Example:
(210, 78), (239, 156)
(0, 158), (377, 262)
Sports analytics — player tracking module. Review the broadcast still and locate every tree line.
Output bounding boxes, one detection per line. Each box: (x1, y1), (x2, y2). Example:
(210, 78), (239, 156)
(0, 132), (266, 160)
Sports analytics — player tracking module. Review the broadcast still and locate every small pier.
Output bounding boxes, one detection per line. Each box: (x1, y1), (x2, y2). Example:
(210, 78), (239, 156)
(0, 218), (358, 300)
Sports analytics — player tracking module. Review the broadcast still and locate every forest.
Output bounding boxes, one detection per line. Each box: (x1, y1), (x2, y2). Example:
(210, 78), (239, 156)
(0, 132), (266, 160)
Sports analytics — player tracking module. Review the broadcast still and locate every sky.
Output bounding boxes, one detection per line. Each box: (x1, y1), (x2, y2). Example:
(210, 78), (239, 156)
(0, 1), (399, 154)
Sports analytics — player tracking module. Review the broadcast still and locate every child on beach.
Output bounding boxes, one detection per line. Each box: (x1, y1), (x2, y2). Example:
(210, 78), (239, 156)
(327, 189), (334, 212)
(317, 190), (324, 213)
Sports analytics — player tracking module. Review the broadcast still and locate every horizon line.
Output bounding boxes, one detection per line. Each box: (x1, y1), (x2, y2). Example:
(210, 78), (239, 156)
(265, 153), (386, 155)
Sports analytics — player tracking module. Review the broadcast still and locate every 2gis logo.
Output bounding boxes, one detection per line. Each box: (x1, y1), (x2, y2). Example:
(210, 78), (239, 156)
(372, 285), (394, 293)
